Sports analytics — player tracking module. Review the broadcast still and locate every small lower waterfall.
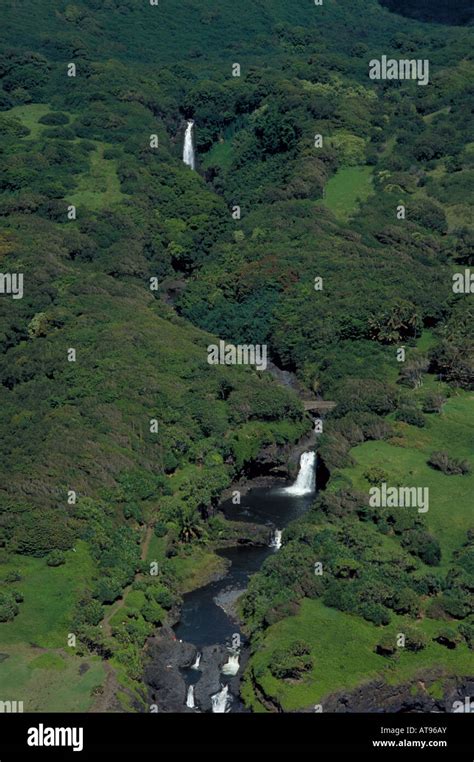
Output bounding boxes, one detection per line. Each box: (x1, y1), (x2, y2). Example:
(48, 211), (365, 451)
(211, 684), (230, 713)
(284, 451), (316, 496)
(183, 120), (195, 170)
(269, 528), (282, 550)
(191, 652), (201, 670)
(186, 685), (195, 709)
(221, 653), (240, 676)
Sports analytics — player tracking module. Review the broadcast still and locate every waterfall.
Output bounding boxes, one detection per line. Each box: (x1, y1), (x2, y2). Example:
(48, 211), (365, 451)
(284, 451), (316, 496)
(269, 528), (282, 550)
(183, 120), (195, 170)
(221, 653), (240, 676)
(191, 652), (201, 670)
(314, 417), (323, 435)
(211, 684), (231, 713)
(186, 685), (195, 709)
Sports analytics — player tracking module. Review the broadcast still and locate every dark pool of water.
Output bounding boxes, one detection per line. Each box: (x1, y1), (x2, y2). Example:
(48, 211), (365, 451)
(174, 484), (314, 647)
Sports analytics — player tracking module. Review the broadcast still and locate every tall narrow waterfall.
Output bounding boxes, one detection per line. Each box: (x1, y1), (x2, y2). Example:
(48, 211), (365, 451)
(191, 652), (201, 670)
(211, 684), (230, 713)
(183, 120), (195, 170)
(186, 685), (195, 709)
(284, 451), (316, 496)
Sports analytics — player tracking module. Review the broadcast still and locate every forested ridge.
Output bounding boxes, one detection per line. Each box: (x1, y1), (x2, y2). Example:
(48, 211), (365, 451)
(0, 0), (472, 711)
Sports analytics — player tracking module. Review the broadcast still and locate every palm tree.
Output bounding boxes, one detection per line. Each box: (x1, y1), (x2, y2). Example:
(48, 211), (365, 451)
(176, 505), (203, 544)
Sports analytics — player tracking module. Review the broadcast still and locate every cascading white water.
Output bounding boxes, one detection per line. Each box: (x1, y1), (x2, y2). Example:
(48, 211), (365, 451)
(191, 652), (201, 670)
(183, 120), (195, 170)
(269, 528), (282, 550)
(221, 653), (240, 676)
(211, 684), (230, 713)
(314, 417), (323, 435)
(284, 451), (316, 496)
(186, 685), (195, 709)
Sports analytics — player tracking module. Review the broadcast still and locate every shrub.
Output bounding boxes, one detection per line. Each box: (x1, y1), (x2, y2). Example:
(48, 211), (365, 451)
(74, 599), (104, 627)
(13, 511), (74, 557)
(154, 521), (167, 538)
(395, 406), (426, 428)
(422, 393), (446, 414)
(428, 452), (471, 476)
(358, 601), (391, 626)
(269, 639), (313, 680)
(46, 550), (66, 567)
(152, 586), (175, 610)
(39, 112), (69, 125)
(434, 628), (460, 649)
(401, 529), (441, 566)
(390, 589), (421, 617)
(375, 632), (397, 657)
(404, 627), (428, 652)
(141, 600), (165, 626)
(441, 591), (471, 619)
(0, 590), (20, 622)
(364, 467), (389, 486)
(3, 570), (21, 583)
(459, 620), (474, 649)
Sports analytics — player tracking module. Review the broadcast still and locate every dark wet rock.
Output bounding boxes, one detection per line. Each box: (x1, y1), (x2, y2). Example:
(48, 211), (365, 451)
(145, 628), (197, 712)
(215, 520), (272, 548)
(194, 644), (228, 712)
(316, 673), (474, 713)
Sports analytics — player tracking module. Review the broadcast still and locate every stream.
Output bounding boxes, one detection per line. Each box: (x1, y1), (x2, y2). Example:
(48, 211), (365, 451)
(173, 451), (316, 712)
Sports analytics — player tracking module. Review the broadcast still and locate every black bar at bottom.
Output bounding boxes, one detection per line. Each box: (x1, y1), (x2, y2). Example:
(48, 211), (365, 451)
(0, 712), (472, 757)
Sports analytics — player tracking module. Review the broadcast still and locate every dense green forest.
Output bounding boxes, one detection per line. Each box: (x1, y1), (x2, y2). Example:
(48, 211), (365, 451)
(0, 0), (472, 711)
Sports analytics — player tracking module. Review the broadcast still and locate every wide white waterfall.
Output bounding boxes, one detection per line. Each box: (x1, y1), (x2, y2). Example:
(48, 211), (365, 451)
(284, 451), (316, 496)
(183, 120), (195, 170)
(186, 685), (195, 709)
(221, 653), (240, 676)
(269, 528), (282, 550)
(191, 652), (201, 670)
(211, 684), (230, 713)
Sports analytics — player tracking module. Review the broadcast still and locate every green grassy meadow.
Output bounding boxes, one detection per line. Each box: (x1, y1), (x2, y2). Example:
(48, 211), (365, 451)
(0, 542), (104, 711)
(340, 392), (474, 565)
(242, 598), (473, 712)
(323, 166), (374, 221)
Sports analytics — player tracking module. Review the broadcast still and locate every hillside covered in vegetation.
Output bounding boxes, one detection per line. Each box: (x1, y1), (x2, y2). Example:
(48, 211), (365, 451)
(0, 0), (472, 712)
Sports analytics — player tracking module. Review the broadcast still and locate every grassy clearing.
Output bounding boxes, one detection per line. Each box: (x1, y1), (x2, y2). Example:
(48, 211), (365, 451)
(69, 143), (124, 210)
(243, 598), (473, 712)
(323, 166), (374, 221)
(340, 392), (474, 565)
(0, 645), (104, 712)
(0, 541), (96, 648)
(6, 104), (50, 138)
(202, 139), (234, 171)
(146, 533), (167, 563)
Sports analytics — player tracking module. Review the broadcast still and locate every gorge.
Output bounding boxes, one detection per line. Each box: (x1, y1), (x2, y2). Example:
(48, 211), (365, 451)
(147, 447), (317, 712)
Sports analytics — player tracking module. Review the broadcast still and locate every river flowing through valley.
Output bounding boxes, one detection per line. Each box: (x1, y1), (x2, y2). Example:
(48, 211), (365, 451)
(173, 451), (316, 712)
